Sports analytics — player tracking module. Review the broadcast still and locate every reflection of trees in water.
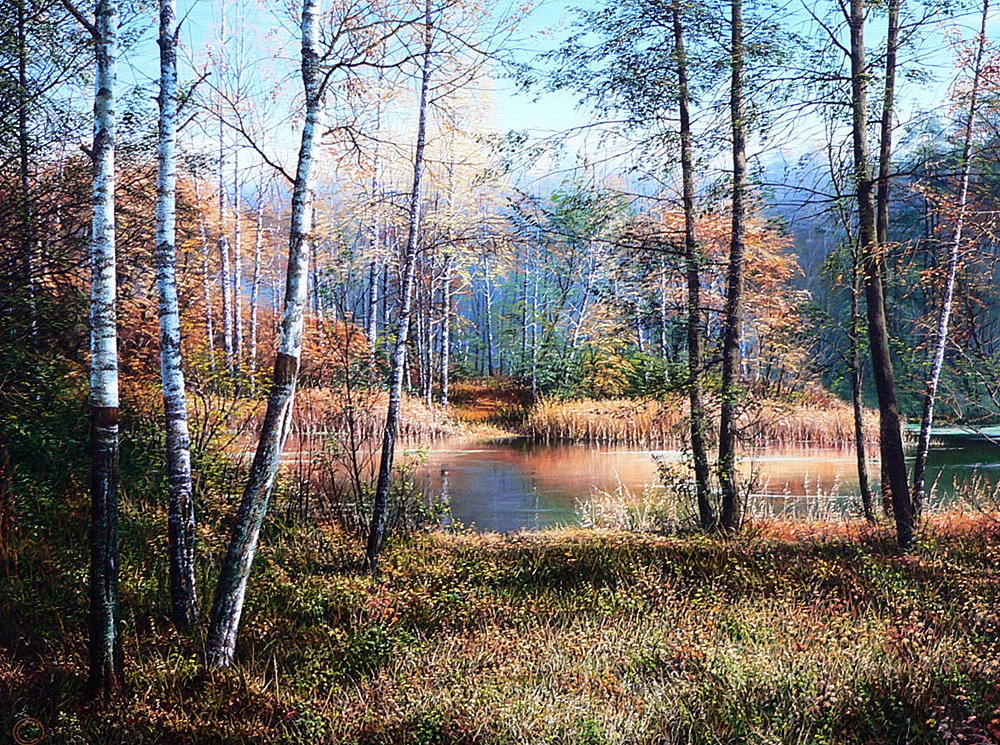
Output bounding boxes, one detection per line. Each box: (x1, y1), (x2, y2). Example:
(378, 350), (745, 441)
(408, 439), (999, 531)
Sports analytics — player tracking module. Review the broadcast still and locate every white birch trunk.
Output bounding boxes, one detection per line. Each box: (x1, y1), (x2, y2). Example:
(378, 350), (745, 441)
(87, 0), (123, 698)
(912, 0), (989, 514)
(367, 258), (379, 359)
(249, 196), (263, 385)
(232, 155), (244, 369)
(484, 256), (495, 376)
(194, 180), (216, 373)
(206, 0), (322, 668)
(218, 120), (234, 376)
(156, 0), (198, 629)
(366, 0), (433, 570)
(440, 254), (452, 407)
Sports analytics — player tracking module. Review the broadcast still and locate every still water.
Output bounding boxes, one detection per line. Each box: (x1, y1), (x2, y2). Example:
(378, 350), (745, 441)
(408, 431), (1000, 533)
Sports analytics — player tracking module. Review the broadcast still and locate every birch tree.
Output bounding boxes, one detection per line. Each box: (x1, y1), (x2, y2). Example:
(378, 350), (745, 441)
(155, 0), (197, 629)
(59, 0), (124, 697)
(206, 0), (323, 668)
(366, 0), (434, 572)
(912, 0), (990, 514)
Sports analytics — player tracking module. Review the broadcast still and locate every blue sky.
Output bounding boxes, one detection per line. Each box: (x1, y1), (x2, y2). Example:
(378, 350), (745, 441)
(112, 0), (1000, 191)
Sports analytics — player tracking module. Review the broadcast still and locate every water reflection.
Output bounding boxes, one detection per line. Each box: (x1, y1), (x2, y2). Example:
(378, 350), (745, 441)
(411, 434), (1000, 533)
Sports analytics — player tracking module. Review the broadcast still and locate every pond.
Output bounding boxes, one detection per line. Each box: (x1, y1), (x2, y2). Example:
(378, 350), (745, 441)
(407, 430), (1000, 532)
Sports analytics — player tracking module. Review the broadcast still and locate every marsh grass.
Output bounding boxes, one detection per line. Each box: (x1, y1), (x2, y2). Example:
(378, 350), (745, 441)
(2, 478), (999, 745)
(524, 395), (879, 448)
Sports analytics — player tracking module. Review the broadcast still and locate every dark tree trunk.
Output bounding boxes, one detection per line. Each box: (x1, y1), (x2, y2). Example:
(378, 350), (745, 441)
(718, 0), (747, 532)
(673, 0), (714, 530)
(849, 0), (914, 547)
(849, 248), (876, 523)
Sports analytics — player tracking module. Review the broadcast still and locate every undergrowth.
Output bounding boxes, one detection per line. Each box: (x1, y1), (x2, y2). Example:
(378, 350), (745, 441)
(2, 494), (999, 744)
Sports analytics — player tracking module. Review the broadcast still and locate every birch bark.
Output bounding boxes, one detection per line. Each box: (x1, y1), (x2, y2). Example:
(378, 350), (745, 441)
(249, 195), (264, 385)
(366, 0), (434, 571)
(156, 0), (198, 629)
(194, 180), (217, 373)
(912, 0), (989, 514)
(87, 0), (124, 698)
(440, 254), (453, 407)
(206, 0), (322, 667)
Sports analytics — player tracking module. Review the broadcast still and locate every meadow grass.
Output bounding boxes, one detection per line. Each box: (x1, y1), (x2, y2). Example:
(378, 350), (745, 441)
(2, 486), (998, 744)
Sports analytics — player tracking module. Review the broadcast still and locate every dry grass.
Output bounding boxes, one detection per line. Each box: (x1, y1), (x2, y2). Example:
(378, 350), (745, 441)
(449, 379), (535, 426)
(525, 395), (879, 448)
(291, 387), (458, 443)
(3, 497), (999, 744)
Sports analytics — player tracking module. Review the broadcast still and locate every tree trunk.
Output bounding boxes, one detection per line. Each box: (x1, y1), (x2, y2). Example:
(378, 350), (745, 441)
(440, 254), (452, 407)
(849, 246), (876, 523)
(17, 0), (37, 339)
(875, 0), (900, 250)
(194, 180), (216, 373)
(674, 0), (714, 530)
(156, 0), (198, 630)
(849, 0), (914, 547)
(659, 260), (669, 360)
(366, 0), (433, 572)
(87, 0), (124, 698)
(422, 262), (434, 406)
(218, 119), (235, 377)
(912, 0), (989, 515)
(232, 155), (244, 370)
(367, 258), (379, 362)
(531, 244), (539, 400)
(249, 196), (263, 386)
(718, 0), (747, 532)
(484, 256), (495, 377)
(205, 0), (322, 668)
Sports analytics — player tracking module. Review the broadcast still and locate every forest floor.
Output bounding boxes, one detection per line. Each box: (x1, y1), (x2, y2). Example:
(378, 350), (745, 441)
(2, 501), (999, 744)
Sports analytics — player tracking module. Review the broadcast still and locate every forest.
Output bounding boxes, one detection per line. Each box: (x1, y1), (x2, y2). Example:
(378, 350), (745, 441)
(2, 0), (1000, 741)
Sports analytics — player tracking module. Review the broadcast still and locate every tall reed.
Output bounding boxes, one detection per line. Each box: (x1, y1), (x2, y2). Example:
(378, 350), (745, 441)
(524, 395), (879, 448)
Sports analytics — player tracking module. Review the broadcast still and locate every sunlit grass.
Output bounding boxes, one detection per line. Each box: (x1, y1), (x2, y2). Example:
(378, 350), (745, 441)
(2, 495), (998, 744)
(525, 395), (879, 448)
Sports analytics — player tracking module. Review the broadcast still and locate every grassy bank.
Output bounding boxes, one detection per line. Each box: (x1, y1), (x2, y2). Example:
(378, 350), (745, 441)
(2, 494), (998, 744)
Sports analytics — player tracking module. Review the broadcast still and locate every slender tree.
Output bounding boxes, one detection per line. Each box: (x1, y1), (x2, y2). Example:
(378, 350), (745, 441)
(249, 188), (264, 386)
(232, 155), (244, 368)
(16, 0), (38, 338)
(849, 244), (877, 523)
(155, 0), (198, 629)
(718, 0), (747, 532)
(218, 137), (235, 377)
(366, 0), (434, 572)
(912, 0), (990, 514)
(63, 0), (125, 697)
(848, 0), (914, 547)
(673, 0), (714, 530)
(206, 0), (323, 668)
(194, 179), (217, 373)
(440, 253), (453, 406)
(875, 0), (901, 251)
